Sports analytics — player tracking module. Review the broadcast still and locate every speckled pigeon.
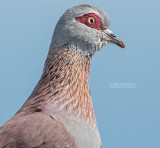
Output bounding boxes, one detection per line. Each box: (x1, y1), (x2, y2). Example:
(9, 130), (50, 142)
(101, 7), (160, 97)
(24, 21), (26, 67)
(0, 4), (125, 148)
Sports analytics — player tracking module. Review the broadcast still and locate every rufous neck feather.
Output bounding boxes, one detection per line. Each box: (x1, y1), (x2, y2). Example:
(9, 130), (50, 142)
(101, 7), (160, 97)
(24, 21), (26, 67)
(18, 48), (96, 125)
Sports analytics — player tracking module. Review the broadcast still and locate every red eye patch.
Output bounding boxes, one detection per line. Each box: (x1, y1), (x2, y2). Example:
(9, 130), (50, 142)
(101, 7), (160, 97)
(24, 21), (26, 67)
(76, 13), (103, 30)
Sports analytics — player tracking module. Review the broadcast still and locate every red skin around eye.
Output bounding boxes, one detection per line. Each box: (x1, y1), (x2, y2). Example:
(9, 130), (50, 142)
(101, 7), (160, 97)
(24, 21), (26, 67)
(76, 13), (103, 30)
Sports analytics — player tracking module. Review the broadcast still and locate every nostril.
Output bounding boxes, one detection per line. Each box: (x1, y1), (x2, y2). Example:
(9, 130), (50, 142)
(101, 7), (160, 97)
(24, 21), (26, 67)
(110, 33), (116, 38)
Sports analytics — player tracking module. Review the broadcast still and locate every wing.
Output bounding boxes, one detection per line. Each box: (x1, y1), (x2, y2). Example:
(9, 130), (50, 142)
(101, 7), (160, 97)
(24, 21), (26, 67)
(0, 113), (76, 148)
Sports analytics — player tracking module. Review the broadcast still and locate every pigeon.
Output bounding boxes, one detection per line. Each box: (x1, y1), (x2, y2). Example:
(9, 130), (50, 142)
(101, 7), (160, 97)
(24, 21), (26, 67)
(0, 4), (125, 148)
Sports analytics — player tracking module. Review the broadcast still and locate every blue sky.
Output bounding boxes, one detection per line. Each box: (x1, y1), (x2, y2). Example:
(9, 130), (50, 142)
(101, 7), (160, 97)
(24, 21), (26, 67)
(0, 0), (160, 147)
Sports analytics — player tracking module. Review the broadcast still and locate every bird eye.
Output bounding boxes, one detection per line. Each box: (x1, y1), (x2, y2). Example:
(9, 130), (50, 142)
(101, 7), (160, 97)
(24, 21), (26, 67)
(87, 17), (96, 24)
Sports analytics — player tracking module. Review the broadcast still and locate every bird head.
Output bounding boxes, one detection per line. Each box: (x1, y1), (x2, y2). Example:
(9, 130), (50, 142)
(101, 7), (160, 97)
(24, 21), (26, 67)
(51, 4), (125, 56)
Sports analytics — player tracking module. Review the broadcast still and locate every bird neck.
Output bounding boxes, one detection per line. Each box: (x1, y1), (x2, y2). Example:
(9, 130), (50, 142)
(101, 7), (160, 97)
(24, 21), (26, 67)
(19, 48), (97, 126)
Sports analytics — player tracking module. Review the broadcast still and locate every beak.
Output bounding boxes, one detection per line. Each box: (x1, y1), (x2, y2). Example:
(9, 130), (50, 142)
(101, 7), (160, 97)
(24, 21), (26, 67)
(103, 29), (125, 48)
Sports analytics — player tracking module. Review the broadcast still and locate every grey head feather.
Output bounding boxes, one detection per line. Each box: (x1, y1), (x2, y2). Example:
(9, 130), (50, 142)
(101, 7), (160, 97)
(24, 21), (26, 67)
(50, 4), (111, 56)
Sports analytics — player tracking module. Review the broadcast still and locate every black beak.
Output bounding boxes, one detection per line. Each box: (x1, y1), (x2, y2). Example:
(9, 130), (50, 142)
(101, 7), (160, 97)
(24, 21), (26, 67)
(103, 29), (125, 48)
